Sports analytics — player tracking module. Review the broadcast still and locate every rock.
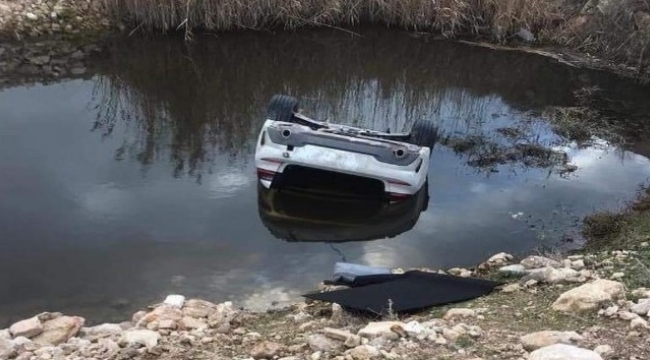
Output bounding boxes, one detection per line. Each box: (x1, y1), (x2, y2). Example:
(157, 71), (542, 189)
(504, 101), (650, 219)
(250, 341), (282, 359)
(602, 305), (619, 317)
(308, 334), (343, 352)
(182, 299), (216, 318)
(10, 317), (43, 338)
(132, 311), (147, 324)
(630, 299), (650, 315)
(571, 260), (586, 270)
(137, 305), (183, 328)
(346, 345), (380, 360)
(119, 330), (160, 348)
(487, 252), (513, 266)
(288, 312), (312, 323)
(527, 267), (581, 284)
(344, 335), (361, 348)
(81, 323), (123, 341)
(180, 317), (207, 330)
(442, 329), (460, 342)
(619, 311), (640, 321)
(0, 338), (13, 356)
(610, 272), (624, 280)
(32, 316), (84, 346)
(520, 256), (561, 269)
(529, 344), (602, 360)
(520, 331), (583, 351)
(357, 322), (403, 340)
(25, 13), (38, 21)
(502, 283), (522, 293)
(459, 269), (472, 277)
(594, 345), (612, 356)
(29, 55), (50, 65)
(402, 321), (423, 337)
(163, 295), (186, 308)
(311, 351), (322, 360)
(158, 319), (177, 330)
(630, 317), (649, 330)
(323, 328), (354, 342)
(70, 50), (85, 59)
(70, 67), (86, 75)
(516, 28), (535, 42)
(331, 303), (344, 323)
(443, 308), (476, 320)
(632, 288), (650, 298)
(499, 265), (526, 276)
(552, 280), (625, 312)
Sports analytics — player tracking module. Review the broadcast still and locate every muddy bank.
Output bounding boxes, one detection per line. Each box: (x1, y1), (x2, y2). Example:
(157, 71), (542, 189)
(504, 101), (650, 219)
(1, 248), (649, 360)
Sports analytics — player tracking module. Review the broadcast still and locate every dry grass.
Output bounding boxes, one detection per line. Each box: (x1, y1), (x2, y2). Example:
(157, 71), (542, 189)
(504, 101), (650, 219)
(102, 0), (562, 41)
(100, 0), (650, 76)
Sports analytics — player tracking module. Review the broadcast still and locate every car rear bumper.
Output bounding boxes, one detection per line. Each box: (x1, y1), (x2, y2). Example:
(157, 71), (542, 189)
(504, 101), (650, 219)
(254, 122), (429, 198)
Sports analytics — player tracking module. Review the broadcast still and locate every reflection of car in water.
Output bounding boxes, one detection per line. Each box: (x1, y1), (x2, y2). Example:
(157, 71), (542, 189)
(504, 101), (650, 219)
(257, 174), (430, 243)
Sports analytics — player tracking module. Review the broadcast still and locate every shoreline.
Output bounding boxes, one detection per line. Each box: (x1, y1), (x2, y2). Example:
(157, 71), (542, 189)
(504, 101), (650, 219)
(1, 238), (649, 360)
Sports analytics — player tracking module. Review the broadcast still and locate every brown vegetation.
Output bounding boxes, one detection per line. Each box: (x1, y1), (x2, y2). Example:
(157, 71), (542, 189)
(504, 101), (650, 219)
(101, 0), (650, 77)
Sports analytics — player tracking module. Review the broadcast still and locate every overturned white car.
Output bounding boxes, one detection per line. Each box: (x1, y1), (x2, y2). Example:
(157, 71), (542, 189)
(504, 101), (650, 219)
(254, 94), (439, 201)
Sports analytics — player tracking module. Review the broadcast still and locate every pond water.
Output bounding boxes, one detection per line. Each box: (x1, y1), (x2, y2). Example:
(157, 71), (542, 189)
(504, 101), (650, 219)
(1, 27), (650, 326)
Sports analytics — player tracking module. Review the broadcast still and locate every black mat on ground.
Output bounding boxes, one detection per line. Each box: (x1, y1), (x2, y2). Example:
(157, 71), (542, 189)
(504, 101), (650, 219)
(305, 271), (501, 315)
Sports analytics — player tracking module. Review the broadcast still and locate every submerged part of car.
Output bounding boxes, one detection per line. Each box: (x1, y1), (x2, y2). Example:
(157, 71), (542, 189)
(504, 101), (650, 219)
(254, 94), (439, 201)
(257, 178), (429, 243)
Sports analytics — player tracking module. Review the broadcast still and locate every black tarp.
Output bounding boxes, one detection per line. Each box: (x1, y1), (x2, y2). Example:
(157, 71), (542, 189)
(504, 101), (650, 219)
(303, 270), (500, 315)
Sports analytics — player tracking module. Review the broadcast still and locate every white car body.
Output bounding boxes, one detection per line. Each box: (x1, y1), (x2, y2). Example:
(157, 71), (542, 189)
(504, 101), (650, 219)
(254, 114), (431, 201)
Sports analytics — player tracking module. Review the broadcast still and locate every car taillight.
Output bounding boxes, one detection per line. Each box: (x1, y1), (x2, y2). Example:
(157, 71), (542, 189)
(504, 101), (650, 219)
(257, 168), (277, 181)
(389, 192), (410, 201)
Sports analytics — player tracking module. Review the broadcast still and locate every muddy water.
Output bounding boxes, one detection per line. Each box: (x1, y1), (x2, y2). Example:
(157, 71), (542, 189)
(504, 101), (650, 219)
(1, 28), (650, 326)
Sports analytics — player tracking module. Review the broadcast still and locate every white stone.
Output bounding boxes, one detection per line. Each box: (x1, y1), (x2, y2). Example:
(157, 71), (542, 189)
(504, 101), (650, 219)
(603, 305), (619, 317)
(322, 328), (353, 342)
(499, 265), (526, 276)
(164, 295), (185, 308)
(311, 351), (322, 360)
(631, 288), (650, 298)
(119, 329), (160, 348)
(487, 252), (513, 266)
(571, 260), (586, 270)
(520, 256), (562, 269)
(357, 322), (403, 339)
(630, 299), (650, 315)
(630, 317), (649, 330)
(552, 280), (625, 312)
(402, 321), (423, 337)
(442, 329), (460, 342)
(594, 345), (612, 356)
(32, 316), (84, 346)
(81, 323), (122, 341)
(308, 334), (342, 352)
(529, 344), (602, 360)
(346, 345), (380, 360)
(25, 12), (37, 21)
(10, 317), (43, 338)
(610, 272), (624, 280)
(459, 269), (472, 278)
(520, 331), (583, 351)
(619, 311), (641, 321)
(0, 330), (10, 340)
(443, 308), (476, 320)
(501, 283), (522, 293)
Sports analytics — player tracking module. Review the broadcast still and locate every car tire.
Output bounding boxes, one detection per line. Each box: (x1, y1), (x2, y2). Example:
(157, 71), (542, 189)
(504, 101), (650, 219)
(267, 94), (298, 123)
(409, 119), (439, 153)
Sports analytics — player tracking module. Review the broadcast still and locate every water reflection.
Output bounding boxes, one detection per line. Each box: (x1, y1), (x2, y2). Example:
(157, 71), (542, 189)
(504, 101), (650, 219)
(2, 27), (650, 326)
(257, 182), (429, 243)
(91, 28), (626, 178)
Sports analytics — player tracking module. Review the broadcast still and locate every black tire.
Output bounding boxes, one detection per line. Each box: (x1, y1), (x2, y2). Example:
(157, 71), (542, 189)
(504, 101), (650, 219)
(409, 119), (439, 153)
(267, 94), (298, 123)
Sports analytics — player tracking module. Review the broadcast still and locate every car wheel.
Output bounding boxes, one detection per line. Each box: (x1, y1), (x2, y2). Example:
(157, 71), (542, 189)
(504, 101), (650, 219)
(267, 94), (299, 123)
(409, 119), (439, 153)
